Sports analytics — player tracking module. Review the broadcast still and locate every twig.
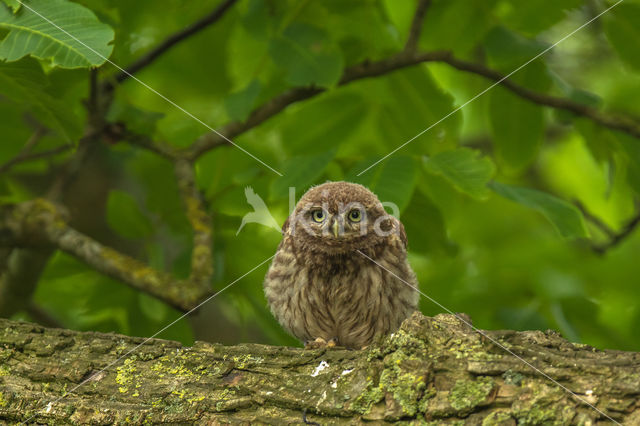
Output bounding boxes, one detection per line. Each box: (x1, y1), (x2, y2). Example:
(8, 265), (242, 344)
(103, 0), (239, 91)
(575, 201), (616, 239)
(106, 122), (179, 160)
(174, 159), (214, 288)
(404, 0), (431, 52)
(188, 50), (640, 159)
(593, 210), (640, 254)
(0, 129), (72, 175)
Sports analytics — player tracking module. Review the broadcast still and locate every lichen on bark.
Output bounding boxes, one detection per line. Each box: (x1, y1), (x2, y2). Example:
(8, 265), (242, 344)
(0, 312), (639, 424)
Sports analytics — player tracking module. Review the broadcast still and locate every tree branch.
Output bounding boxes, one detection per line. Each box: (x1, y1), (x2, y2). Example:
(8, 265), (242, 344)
(575, 201), (616, 239)
(592, 210), (640, 254)
(575, 201), (640, 254)
(174, 159), (214, 288)
(0, 127), (72, 176)
(1, 200), (210, 312)
(103, 0), (239, 92)
(0, 145), (72, 175)
(108, 122), (180, 160)
(187, 50), (640, 159)
(404, 0), (431, 52)
(2, 312), (637, 423)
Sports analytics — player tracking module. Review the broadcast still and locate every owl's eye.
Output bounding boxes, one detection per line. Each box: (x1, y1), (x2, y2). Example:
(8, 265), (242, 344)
(348, 209), (363, 222)
(311, 209), (326, 223)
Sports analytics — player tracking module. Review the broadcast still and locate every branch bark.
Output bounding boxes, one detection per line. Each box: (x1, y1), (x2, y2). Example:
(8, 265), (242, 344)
(0, 200), (210, 312)
(1, 312), (638, 424)
(404, 0), (431, 52)
(188, 50), (640, 159)
(576, 201), (640, 254)
(174, 159), (214, 287)
(103, 0), (239, 91)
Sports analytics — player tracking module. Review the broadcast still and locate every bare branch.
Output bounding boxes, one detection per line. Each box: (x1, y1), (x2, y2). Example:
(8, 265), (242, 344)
(593, 209), (640, 254)
(2, 200), (210, 312)
(0, 145), (72, 176)
(174, 159), (214, 288)
(187, 50), (640, 159)
(0, 128), (71, 175)
(104, 122), (180, 160)
(576, 201), (640, 254)
(404, 0), (431, 52)
(575, 201), (616, 239)
(103, 0), (239, 91)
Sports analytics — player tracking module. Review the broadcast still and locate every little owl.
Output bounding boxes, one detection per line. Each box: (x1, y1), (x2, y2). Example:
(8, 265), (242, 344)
(264, 181), (419, 349)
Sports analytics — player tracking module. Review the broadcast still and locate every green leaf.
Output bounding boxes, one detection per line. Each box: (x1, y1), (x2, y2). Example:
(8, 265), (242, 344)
(0, 0), (114, 69)
(279, 91), (367, 155)
(269, 22), (343, 87)
(615, 132), (640, 195)
(376, 67), (461, 155)
(0, 59), (81, 140)
(1, 0), (20, 13)
(484, 26), (549, 70)
(488, 64), (548, 170)
(370, 156), (418, 213)
(421, 0), (498, 54)
(604, 3), (640, 71)
(424, 148), (495, 200)
(490, 182), (589, 239)
(106, 190), (154, 239)
(489, 88), (544, 169)
(401, 189), (455, 255)
(225, 79), (262, 122)
(269, 149), (336, 199)
(498, 0), (582, 35)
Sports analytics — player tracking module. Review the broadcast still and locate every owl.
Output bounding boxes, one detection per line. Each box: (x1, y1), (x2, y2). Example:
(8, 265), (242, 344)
(263, 181), (419, 349)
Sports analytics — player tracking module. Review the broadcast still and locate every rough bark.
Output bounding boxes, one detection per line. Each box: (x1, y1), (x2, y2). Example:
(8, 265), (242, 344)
(1, 313), (639, 425)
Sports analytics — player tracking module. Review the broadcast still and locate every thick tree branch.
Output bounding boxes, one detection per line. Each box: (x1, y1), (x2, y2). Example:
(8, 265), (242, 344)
(1, 313), (638, 424)
(404, 0), (432, 52)
(188, 50), (640, 159)
(174, 159), (214, 288)
(0, 200), (210, 312)
(103, 0), (239, 92)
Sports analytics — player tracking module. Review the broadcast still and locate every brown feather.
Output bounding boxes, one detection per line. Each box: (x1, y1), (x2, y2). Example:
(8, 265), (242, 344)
(263, 181), (419, 349)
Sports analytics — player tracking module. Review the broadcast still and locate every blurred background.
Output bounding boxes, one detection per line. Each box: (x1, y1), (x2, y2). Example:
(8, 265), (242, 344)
(1, 0), (640, 352)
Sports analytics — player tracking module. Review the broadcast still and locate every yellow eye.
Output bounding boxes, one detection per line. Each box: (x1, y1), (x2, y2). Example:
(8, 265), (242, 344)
(348, 209), (362, 222)
(311, 209), (326, 223)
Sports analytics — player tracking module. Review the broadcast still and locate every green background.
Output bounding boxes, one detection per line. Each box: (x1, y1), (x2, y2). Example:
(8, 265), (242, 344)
(2, 0), (640, 352)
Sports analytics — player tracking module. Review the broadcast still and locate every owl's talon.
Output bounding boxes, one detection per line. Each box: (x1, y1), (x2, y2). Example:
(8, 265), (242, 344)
(304, 337), (340, 349)
(304, 337), (327, 350)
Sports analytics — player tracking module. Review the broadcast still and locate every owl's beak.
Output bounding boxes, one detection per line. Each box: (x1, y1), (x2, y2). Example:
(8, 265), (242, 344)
(331, 219), (339, 238)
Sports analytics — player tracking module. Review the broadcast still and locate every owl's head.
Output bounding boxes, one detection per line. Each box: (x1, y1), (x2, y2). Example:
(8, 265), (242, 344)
(285, 181), (398, 255)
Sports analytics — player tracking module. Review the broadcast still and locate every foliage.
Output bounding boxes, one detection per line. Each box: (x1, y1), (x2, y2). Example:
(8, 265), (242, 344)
(1, 0), (640, 352)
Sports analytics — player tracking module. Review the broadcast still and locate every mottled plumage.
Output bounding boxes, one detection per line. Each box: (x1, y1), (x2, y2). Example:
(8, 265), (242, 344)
(264, 181), (419, 349)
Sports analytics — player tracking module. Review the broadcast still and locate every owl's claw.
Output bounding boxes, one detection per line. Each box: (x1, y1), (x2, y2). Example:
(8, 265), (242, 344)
(304, 337), (338, 349)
